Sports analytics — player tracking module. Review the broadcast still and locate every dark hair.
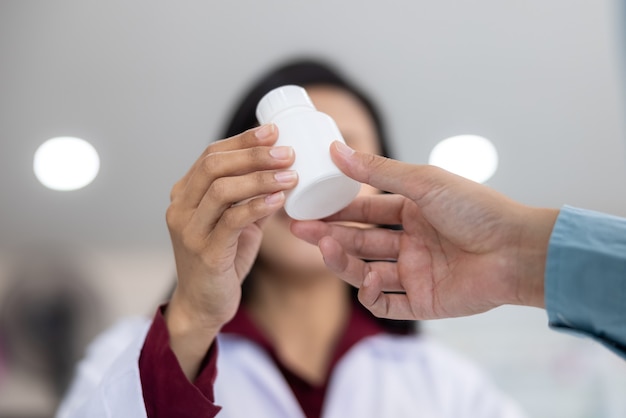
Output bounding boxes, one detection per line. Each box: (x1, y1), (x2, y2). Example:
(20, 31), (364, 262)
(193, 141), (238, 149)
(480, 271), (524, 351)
(222, 57), (416, 335)
(221, 58), (392, 158)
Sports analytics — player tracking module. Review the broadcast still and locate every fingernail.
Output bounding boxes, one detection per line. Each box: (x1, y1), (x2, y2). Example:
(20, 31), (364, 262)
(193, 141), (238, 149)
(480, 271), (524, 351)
(269, 146), (293, 160)
(274, 170), (297, 183)
(265, 191), (284, 205)
(334, 141), (354, 157)
(255, 124), (275, 140)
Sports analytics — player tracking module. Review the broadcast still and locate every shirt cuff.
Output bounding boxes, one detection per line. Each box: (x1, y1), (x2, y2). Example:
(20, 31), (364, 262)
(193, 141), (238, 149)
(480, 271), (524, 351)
(138, 305), (222, 418)
(545, 206), (626, 359)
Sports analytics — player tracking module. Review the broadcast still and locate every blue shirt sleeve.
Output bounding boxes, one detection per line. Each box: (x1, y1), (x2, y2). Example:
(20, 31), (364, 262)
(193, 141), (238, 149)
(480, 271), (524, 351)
(545, 205), (626, 358)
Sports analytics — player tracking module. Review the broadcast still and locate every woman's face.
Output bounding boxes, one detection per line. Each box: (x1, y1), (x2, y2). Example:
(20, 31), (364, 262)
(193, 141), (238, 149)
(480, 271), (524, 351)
(257, 85), (382, 277)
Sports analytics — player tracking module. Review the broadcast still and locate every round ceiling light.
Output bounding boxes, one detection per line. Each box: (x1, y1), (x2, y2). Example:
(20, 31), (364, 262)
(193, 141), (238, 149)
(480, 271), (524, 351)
(33, 137), (100, 191)
(428, 135), (498, 184)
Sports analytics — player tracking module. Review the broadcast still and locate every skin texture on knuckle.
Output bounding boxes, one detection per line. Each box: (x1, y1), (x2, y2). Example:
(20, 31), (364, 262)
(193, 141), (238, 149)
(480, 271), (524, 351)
(205, 140), (222, 155)
(208, 178), (230, 203)
(248, 145), (265, 163)
(256, 171), (274, 189)
(165, 203), (184, 233)
(239, 127), (261, 145)
(170, 180), (184, 202)
(352, 228), (368, 256)
(220, 206), (243, 230)
(357, 194), (375, 222)
(222, 202), (267, 232)
(202, 152), (222, 177)
(250, 195), (276, 218)
(358, 152), (387, 185)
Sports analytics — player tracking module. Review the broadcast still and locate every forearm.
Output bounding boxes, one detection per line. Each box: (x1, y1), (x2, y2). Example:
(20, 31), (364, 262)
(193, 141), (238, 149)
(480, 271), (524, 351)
(164, 294), (221, 381)
(141, 305), (222, 417)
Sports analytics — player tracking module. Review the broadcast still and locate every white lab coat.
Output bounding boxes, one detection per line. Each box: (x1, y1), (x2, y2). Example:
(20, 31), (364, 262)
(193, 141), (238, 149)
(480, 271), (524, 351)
(56, 317), (526, 418)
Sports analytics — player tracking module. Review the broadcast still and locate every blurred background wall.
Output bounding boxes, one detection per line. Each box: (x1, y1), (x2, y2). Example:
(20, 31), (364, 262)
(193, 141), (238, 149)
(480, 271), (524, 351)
(1, 1), (626, 417)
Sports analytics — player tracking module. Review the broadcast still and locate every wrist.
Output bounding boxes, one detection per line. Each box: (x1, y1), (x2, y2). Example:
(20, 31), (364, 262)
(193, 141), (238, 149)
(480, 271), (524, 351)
(164, 293), (223, 380)
(165, 293), (222, 342)
(514, 207), (559, 308)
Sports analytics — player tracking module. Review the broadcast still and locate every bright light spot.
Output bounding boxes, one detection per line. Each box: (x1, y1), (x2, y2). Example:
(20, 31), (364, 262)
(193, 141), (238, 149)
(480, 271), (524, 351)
(428, 135), (498, 183)
(34, 137), (100, 191)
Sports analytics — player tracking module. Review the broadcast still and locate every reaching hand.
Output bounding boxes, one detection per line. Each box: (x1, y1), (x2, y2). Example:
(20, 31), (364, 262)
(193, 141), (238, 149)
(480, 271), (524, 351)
(291, 141), (557, 320)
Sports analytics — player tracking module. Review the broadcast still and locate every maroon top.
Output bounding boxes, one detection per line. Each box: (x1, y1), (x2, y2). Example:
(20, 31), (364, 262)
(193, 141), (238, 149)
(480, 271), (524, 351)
(139, 303), (384, 418)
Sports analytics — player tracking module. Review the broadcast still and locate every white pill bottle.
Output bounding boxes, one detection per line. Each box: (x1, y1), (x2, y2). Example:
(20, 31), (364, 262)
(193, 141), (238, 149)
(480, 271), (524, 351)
(256, 85), (361, 220)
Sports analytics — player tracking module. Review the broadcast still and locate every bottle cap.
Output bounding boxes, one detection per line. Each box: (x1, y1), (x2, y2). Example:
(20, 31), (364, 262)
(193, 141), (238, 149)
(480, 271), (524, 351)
(256, 85), (315, 124)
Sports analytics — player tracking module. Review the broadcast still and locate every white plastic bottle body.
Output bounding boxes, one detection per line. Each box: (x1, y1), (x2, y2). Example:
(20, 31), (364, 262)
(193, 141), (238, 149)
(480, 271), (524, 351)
(273, 109), (360, 220)
(256, 85), (361, 220)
